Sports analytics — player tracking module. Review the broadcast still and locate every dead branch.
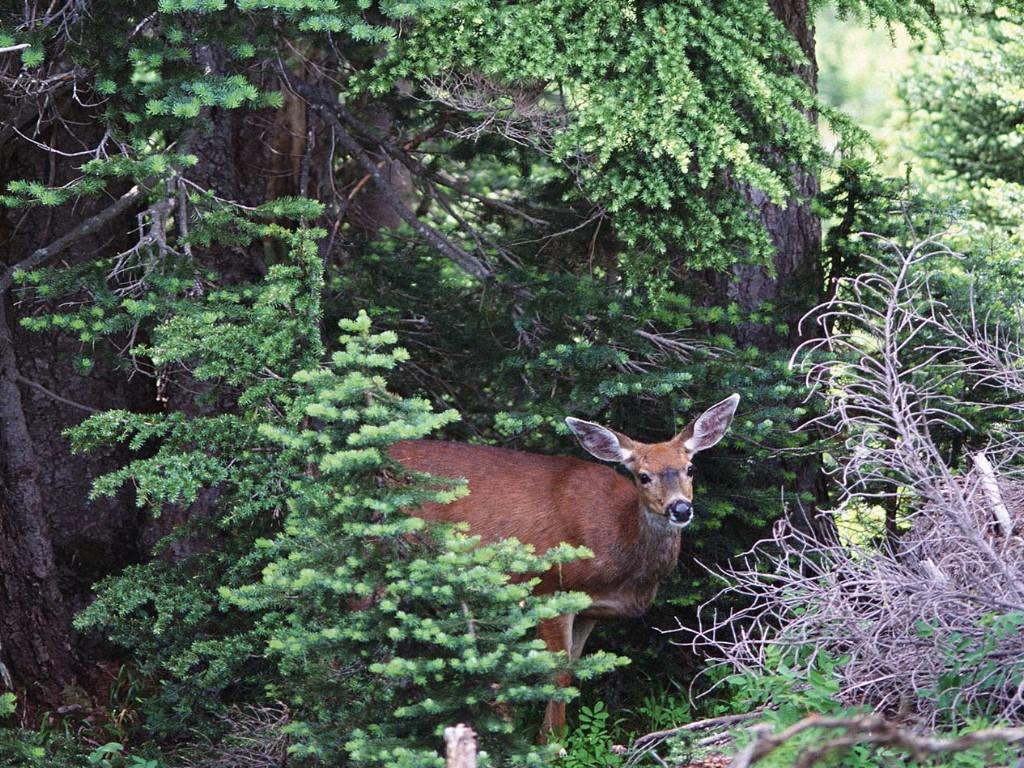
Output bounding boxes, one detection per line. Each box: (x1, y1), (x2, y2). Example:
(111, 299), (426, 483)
(421, 72), (571, 158)
(280, 72), (494, 281)
(176, 702), (290, 768)
(628, 710), (765, 767)
(730, 713), (1024, 768)
(106, 190), (180, 296)
(682, 228), (1024, 726)
(432, 169), (550, 226)
(0, 180), (150, 293)
(15, 374), (98, 413)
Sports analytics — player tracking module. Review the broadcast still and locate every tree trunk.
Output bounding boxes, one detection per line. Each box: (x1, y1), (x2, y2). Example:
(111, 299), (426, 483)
(0, 302), (76, 707)
(0, 97), (154, 710)
(722, 0), (831, 538)
(729, 0), (820, 349)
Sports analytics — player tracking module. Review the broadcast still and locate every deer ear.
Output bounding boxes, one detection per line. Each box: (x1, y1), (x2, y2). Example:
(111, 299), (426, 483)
(677, 394), (740, 454)
(565, 417), (635, 464)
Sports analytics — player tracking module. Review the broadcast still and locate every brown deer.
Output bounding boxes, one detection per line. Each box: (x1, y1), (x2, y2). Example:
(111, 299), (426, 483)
(389, 394), (740, 734)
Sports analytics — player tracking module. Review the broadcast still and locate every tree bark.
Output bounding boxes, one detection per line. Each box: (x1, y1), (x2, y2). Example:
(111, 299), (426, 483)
(0, 301), (76, 706)
(720, 0), (831, 537)
(0, 96), (154, 710)
(729, 0), (820, 349)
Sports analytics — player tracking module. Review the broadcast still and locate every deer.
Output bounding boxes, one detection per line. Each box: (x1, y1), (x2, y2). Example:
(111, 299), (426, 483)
(388, 393), (740, 735)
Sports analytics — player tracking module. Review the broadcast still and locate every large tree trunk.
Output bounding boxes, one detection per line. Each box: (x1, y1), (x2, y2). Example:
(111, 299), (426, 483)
(0, 92), (153, 711)
(0, 302), (76, 707)
(722, 0), (831, 537)
(729, 0), (820, 348)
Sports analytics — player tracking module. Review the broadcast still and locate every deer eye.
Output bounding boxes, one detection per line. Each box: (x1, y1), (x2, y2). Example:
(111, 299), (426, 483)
(686, 465), (696, 478)
(638, 472), (652, 485)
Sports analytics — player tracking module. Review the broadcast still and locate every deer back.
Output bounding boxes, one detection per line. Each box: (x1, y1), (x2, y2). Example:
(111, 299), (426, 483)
(389, 440), (678, 614)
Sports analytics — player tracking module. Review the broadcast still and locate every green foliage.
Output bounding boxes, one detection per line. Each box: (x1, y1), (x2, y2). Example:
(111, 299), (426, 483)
(65, 218), (329, 733)
(0, 177), (107, 209)
(0, 731), (166, 768)
(715, 648), (1024, 768)
(898, 7), (1024, 341)
(0, 729), (73, 768)
(69, 286), (623, 765)
(902, 10), (1024, 199)
(217, 312), (627, 765)
(559, 702), (623, 768)
(367, 0), (822, 279)
(628, 689), (692, 732)
(918, 612), (1024, 723)
(727, 646), (849, 723)
(86, 742), (161, 768)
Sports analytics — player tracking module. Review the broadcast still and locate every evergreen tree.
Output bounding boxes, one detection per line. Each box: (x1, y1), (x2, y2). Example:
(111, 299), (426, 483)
(228, 311), (621, 765)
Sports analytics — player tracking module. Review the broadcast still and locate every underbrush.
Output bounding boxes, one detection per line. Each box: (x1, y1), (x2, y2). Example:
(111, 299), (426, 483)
(561, 649), (1024, 768)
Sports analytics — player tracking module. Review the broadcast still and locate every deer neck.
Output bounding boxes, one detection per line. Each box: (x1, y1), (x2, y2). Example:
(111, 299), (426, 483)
(633, 501), (682, 575)
(637, 501), (677, 539)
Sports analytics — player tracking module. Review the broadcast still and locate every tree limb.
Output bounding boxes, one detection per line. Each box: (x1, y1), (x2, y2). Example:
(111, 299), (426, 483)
(633, 710), (766, 752)
(15, 374), (99, 414)
(0, 181), (149, 293)
(627, 710), (765, 768)
(280, 73), (493, 281)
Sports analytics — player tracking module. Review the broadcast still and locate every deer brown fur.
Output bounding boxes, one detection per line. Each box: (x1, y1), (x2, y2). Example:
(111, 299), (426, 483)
(389, 394), (740, 735)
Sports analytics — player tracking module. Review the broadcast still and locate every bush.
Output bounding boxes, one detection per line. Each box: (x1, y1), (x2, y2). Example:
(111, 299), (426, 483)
(686, 229), (1024, 727)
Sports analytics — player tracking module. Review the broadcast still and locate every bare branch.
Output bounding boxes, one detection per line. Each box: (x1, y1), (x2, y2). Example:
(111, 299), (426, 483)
(421, 72), (571, 159)
(730, 713), (1024, 768)
(280, 73), (494, 281)
(683, 226), (1024, 726)
(176, 702), (291, 768)
(0, 181), (149, 293)
(15, 374), (98, 414)
(628, 710), (764, 767)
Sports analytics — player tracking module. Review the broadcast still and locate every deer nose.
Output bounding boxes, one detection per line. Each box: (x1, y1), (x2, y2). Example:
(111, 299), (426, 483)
(666, 499), (693, 526)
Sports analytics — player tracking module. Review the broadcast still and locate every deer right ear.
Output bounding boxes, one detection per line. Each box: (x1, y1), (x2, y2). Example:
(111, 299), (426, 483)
(678, 393), (740, 454)
(565, 417), (634, 464)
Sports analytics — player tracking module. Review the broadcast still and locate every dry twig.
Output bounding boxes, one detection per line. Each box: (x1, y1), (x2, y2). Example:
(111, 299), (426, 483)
(628, 710), (765, 767)
(730, 713), (1024, 768)
(681, 228), (1024, 725)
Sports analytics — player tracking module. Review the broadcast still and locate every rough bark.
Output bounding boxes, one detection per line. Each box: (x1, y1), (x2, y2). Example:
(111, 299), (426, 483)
(0, 301), (76, 706)
(0, 99), (153, 709)
(0, 41), (326, 709)
(719, 0), (831, 537)
(728, 0), (821, 349)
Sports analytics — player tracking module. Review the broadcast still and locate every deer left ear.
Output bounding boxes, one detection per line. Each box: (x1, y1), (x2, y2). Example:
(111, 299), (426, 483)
(565, 417), (635, 464)
(677, 394), (740, 454)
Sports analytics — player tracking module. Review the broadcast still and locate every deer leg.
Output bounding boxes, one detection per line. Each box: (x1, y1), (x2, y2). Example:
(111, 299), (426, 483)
(538, 614), (574, 738)
(570, 617), (597, 661)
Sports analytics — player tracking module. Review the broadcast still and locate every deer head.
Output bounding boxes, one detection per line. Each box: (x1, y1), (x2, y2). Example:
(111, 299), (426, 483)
(565, 394), (740, 527)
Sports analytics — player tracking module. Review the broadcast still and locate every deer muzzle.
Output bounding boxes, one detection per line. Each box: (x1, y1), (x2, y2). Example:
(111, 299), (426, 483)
(666, 499), (693, 527)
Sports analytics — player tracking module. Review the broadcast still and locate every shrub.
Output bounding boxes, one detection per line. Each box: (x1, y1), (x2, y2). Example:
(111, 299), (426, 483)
(686, 229), (1024, 726)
